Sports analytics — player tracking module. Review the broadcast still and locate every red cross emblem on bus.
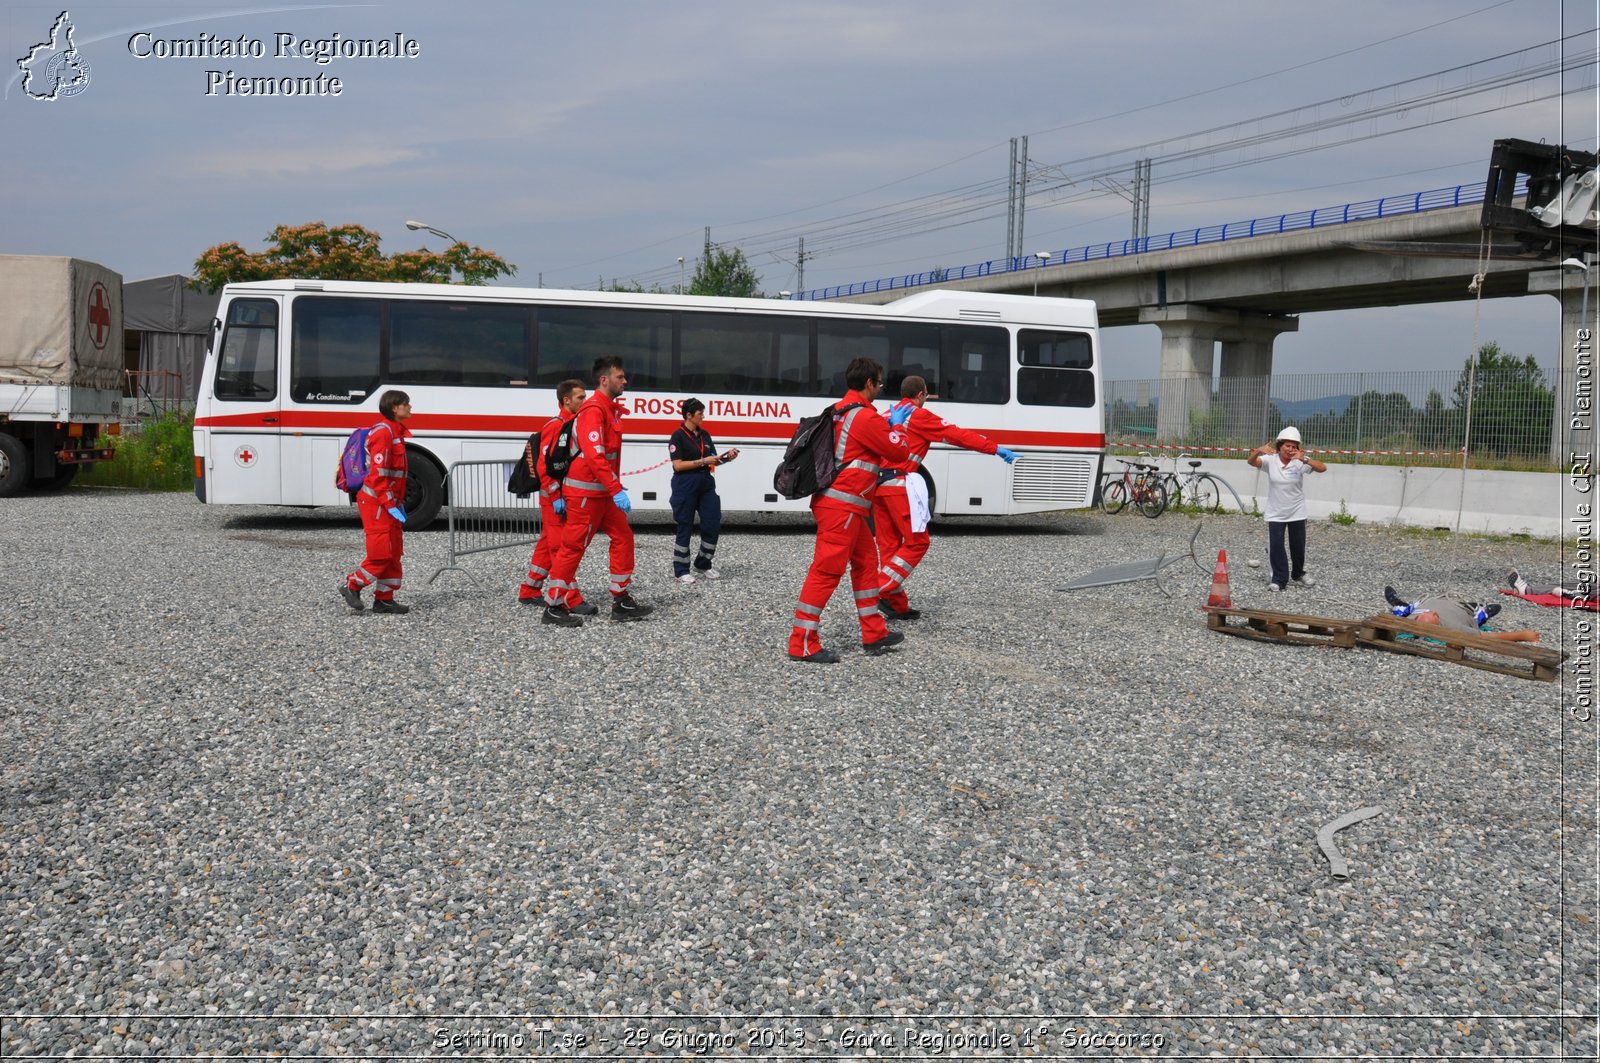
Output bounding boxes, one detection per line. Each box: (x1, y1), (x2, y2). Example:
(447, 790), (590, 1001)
(233, 445), (257, 468)
(87, 282), (111, 350)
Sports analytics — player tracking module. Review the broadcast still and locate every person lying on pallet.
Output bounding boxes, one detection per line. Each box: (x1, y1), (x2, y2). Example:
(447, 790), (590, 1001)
(1383, 586), (1541, 643)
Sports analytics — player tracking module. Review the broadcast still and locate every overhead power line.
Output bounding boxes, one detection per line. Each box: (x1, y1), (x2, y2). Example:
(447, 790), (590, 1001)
(588, 28), (1596, 290)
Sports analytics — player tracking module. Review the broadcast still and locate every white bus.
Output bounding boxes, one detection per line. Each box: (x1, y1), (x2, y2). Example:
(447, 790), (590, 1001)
(193, 281), (1104, 526)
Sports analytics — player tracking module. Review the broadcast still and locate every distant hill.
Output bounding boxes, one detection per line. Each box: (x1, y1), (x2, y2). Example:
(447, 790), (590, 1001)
(1274, 394), (1354, 419)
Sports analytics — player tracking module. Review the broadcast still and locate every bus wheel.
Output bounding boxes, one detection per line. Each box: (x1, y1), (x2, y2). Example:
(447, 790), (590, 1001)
(404, 452), (443, 529)
(0, 433), (30, 497)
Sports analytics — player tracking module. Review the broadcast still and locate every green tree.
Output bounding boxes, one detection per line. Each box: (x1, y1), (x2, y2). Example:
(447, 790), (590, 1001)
(193, 222), (516, 291)
(1452, 343), (1554, 457)
(690, 245), (761, 297)
(1340, 390), (1418, 449)
(1416, 389), (1456, 453)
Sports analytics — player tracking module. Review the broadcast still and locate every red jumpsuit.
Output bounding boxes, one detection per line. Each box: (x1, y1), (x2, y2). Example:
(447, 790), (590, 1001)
(787, 390), (911, 657)
(518, 410), (585, 607)
(346, 418), (410, 602)
(874, 402), (998, 613)
(543, 389), (634, 607)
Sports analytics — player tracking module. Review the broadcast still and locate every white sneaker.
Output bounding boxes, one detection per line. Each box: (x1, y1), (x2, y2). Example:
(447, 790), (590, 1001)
(1293, 575), (1316, 588)
(676, 573), (695, 584)
(698, 567), (720, 580)
(1267, 582), (1283, 592)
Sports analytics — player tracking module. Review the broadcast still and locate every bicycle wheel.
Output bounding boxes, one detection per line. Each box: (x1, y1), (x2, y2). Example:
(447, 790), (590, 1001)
(1135, 477), (1168, 518)
(1191, 473), (1221, 513)
(1100, 479), (1128, 514)
(1158, 472), (1181, 506)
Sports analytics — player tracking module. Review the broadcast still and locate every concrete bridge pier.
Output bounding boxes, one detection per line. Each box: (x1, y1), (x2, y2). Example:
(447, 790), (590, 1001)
(1528, 266), (1597, 468)
(1140, 305), (1298, 442)
(1220, 315), (1299, 442)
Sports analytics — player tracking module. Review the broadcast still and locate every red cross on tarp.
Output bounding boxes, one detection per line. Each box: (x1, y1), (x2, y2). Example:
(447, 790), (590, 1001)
(87, 283), (111, 350)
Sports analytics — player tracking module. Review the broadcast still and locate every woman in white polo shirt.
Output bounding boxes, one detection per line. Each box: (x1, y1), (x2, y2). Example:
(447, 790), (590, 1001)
(1247, 426), (1327, 593)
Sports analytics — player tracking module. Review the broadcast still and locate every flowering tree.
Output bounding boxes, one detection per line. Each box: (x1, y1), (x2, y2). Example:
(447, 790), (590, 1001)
(193, 222), (516, 290)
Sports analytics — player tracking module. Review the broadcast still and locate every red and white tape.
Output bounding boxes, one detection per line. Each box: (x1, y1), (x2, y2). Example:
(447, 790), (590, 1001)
(620, 458), (673, 477)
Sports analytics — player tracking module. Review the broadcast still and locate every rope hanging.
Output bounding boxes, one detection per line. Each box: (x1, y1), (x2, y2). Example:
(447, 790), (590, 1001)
(1455, 231), (1493, 534)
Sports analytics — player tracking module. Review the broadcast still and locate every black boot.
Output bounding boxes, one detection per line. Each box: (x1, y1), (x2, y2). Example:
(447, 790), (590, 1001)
(863, 630), (906, 656)
(541, 604), (582, 627)
(612, 592), (654, 621)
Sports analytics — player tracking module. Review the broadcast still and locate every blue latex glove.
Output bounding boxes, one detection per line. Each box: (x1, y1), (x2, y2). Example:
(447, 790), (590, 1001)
(995, 446), (1018, 464)
(612, 489), (632, 514)
(887, 404), (914, 428)
(386, 505), (406, 524)
(552, 498), (565, 516)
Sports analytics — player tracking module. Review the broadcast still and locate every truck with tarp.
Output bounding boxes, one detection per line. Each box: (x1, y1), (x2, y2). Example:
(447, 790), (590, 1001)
(0, 255), (122, 495)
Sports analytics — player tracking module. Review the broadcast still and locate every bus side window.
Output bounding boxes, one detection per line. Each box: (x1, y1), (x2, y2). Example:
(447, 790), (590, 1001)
(291, 297), (381, 404)
(940, 324), (1009, 405)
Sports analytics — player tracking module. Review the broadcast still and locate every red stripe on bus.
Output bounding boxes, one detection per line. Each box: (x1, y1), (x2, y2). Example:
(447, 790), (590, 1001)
(193, 410), (1103, 448)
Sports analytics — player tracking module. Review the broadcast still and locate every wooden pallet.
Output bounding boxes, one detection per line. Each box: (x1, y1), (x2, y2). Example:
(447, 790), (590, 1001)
(1204, 606), (1362, 648)
(1205, 606), (1568, 682)
(1354, 614), (1567, 683)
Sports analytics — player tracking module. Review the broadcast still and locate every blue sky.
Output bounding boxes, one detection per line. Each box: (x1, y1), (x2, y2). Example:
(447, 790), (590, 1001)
(3, 0), (1596, 377)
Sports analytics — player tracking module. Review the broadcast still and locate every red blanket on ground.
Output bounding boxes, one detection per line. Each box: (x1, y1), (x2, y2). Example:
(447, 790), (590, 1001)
(1501, 589), (1599, 611)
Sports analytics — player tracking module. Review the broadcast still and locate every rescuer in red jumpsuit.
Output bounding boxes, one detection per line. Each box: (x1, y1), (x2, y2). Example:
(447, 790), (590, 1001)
(517, 378), (595, 615)
(875, 375), (1017, 620)
(341, 389), (413, 614)
(541, 356), (654, 627)
(787, 357), (912, 664)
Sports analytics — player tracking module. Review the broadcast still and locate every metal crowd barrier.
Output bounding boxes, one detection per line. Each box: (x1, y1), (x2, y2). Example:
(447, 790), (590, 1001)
(427, 460), (541, 586)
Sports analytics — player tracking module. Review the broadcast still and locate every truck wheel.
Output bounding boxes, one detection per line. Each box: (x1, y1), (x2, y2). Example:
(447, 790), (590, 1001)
(33, 464), (78, 491)
(0, 433), (30, 497)
(403, 451), (443, 529)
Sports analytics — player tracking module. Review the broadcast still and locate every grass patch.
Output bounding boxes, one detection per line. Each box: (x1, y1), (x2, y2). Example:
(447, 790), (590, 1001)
(79, 413), (194, 491)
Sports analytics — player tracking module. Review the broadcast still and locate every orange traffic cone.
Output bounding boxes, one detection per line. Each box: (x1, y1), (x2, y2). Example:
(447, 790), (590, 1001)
(1203, 549), (1232, 610)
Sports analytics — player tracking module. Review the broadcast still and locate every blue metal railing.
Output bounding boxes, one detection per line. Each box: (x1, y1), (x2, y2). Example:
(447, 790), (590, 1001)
(792, 176), (1526, 301)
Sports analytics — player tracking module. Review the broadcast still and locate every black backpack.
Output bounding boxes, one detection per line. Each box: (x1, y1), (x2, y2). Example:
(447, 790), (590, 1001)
(507, 433), (539, 497)
(542, 418), (578, 485)
(773, 402), (866, 500)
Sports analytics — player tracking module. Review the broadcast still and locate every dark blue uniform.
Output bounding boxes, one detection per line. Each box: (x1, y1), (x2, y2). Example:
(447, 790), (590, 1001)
(668, 425), (722, 577)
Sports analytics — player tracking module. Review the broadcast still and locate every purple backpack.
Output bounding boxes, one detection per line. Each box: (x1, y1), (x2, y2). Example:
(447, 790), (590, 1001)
(335, 426), (374, 493)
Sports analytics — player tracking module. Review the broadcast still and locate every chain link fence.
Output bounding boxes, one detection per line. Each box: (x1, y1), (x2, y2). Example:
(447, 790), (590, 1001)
(1106, 363), (1564, 469)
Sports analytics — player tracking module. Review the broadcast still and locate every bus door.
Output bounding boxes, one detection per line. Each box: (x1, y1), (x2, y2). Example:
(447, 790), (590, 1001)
(203, 296), (283, 504)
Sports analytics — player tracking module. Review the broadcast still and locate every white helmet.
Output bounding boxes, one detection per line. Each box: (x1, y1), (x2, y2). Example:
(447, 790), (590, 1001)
(1275, 426), (1302, 445)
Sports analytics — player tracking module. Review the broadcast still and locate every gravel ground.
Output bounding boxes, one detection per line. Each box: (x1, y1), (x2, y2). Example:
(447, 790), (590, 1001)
(0, 489), (1594, 1058)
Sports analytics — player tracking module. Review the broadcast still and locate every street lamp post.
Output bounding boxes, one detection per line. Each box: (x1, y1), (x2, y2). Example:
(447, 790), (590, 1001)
(678, 256), (686, 295)
(1033, 251), (1050, 296)
(405, 220), (458, 244)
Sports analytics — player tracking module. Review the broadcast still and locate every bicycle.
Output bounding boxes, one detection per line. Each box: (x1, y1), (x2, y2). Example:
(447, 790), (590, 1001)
(1150, 453), (1224, 513)
(1099, 458), (1168, 517)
